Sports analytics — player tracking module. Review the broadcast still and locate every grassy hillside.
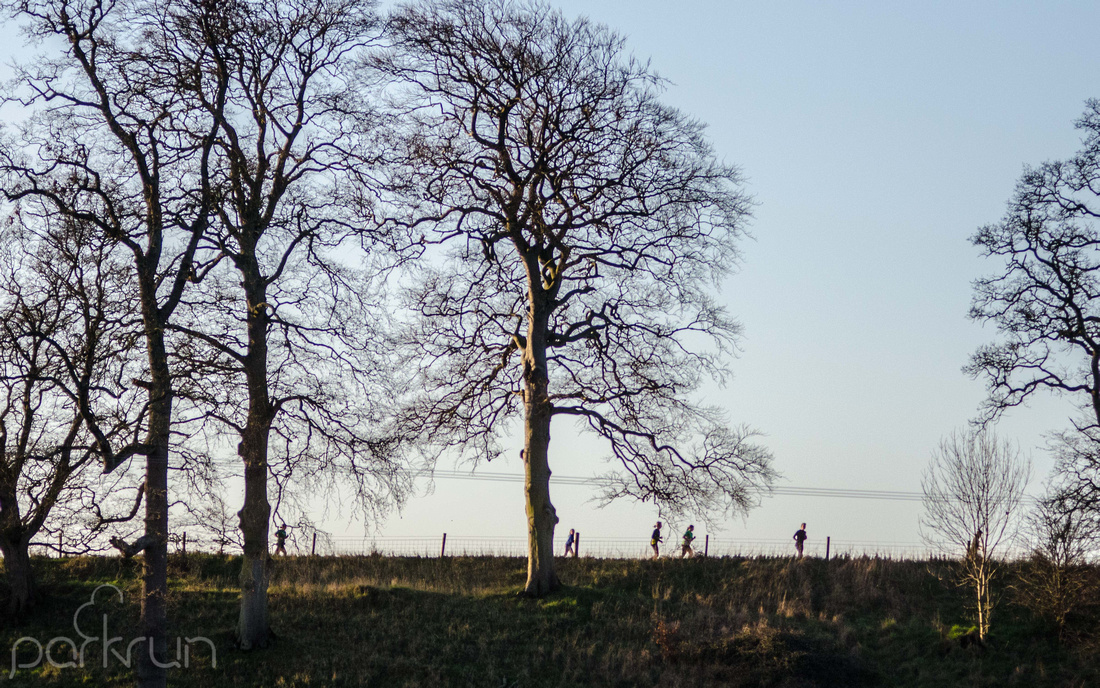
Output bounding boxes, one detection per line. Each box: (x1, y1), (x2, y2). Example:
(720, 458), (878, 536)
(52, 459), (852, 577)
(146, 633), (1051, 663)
(1, 554), (1097, 687)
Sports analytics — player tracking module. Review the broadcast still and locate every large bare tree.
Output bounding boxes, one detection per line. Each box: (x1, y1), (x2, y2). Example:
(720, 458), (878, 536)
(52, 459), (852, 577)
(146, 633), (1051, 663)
(161, 0), (408, 648)
(376, 0), (775, 596)
(0, 0), (223, 684)
(968, 99), (1100, 509)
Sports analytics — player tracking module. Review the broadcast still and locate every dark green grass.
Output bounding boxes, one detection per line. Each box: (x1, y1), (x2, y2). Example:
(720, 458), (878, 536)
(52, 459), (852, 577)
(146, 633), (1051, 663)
(1, 554), (1096, 687)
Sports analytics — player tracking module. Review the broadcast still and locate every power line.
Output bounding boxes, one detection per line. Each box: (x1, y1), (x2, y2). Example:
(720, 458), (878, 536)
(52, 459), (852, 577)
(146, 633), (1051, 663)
(418, 470), (926, 502)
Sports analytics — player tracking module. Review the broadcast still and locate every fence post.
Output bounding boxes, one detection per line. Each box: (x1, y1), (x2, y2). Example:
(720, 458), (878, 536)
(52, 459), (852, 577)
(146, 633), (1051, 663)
(58, 531), (63, 558)
(311, 532), (317, 556)
(704, 534), (709, 558)
(825, 536), (831, 562)
(182, 531), (187, 556)
(441, 532), (447, 558)
(574, 531), (580, 558)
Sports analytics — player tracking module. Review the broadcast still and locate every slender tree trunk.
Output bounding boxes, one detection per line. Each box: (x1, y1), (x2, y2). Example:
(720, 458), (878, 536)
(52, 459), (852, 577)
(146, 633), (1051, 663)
(978, 562), (990, 640)
(235, 271), (273, 649)
(136, 325), (172, 688)
(521, 300), (560, 597)
(0, 535), (35, 616)
(983, 582), (989, 639)
(970, 551), (992, 641)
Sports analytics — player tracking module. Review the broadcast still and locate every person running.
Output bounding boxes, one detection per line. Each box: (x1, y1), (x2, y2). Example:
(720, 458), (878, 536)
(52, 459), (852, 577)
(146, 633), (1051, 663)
(274, 524), (288, 556)
(650, 521), (663, 559)
(793, 523), (808, 558)
(680, 525), (696, 558)
(564, 528), (576, 557)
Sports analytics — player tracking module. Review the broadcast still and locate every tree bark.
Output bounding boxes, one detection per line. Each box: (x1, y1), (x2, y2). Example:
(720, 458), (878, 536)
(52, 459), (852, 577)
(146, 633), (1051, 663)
(522, 396), (559, 596)
(976, 555), (991, 640)
(235, 271), (273, 649)
(521, 298), (560, 597)
(235, 425), (272, 649)
(0, 535), (35, 616)
(136, 321), (171, 688)
(235, 539), (271, 649)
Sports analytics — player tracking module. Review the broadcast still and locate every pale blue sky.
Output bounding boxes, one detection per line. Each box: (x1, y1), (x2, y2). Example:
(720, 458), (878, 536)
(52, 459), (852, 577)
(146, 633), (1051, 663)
(4, 2), (1100, 555)
(381, 0), (1100, 553)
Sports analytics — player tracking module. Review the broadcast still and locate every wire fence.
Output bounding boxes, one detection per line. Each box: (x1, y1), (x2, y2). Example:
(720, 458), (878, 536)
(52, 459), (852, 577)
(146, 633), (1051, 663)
(30, 530), (1031, 561)
(315, 534), (941, 560)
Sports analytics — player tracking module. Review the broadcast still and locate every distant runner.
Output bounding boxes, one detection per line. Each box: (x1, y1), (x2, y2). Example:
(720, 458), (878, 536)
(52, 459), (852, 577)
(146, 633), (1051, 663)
(680, 525), (696, 558)
(274, 524), (288, 556)
(564, 528), (576, 557)
(650, 521), (663, 559)
(793, 523), (808, 558)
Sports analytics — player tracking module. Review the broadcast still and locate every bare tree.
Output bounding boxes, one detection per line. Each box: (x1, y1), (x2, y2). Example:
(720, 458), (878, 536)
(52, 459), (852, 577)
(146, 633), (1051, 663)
(1047, 426), (1100, 517)
(0, 0), (224, 683)
(155, 0), (409, 648)
(0, 212), (142, 614)
(921, 429), (1031, 640)
(967, 100), (1100, 506)
(1015, 486), (1100, 639)
(376, 0), (775, 596)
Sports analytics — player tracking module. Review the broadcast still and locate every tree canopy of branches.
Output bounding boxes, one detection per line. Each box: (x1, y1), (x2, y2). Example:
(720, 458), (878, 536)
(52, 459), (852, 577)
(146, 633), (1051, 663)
(156, 0), (410, 649)
(0, 0), (224, 682)
(1016, 487), (1100, 638)
(921, 429), (1031, 640)
(0, 212), (143, 614)
(968, 99), (1100, 512)
(377, 0), (775, 595)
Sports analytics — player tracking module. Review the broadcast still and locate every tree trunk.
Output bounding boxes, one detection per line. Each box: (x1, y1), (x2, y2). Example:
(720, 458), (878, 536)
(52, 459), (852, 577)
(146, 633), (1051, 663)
(977, 562), (990, 640)
(0, 535), (35, 616)
(235, 427), (272, 649)
(522, 399), (559, 595)
(521, 299), (560, 597)
(235, 271), (273, 649)
(136, 347), (171, 688)
(235, 545), (271, 650)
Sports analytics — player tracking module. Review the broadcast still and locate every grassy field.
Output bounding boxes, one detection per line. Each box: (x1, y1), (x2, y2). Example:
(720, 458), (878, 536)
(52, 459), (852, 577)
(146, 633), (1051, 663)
(1, 553), (1097, 687)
